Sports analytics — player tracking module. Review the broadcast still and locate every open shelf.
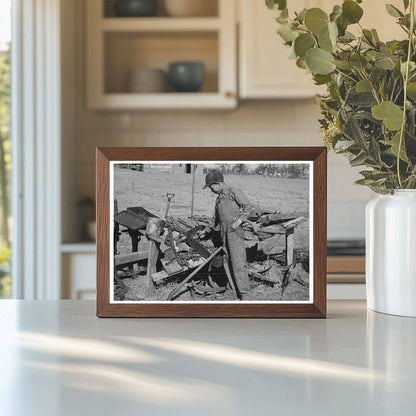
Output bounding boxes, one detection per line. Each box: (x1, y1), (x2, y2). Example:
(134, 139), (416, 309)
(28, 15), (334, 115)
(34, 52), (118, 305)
(86, 0), (236, 109)
(103, 0), (219, 18)
(104, 31), (219, 94)
(101, 17), (221, 32)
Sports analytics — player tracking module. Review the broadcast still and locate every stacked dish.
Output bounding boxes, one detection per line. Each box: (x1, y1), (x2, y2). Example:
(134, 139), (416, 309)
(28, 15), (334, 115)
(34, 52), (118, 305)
(127, 68), (167, 93)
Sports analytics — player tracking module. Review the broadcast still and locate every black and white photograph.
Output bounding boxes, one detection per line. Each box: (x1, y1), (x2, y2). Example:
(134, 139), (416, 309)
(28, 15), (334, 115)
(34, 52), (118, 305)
(110, 161), (313, 303)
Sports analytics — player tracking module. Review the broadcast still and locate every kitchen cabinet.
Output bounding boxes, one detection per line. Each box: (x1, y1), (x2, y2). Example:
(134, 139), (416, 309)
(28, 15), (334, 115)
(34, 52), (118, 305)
(238, 0), (405, 99)
(239, 0), (324, 99)
(86, 0), (237, 109)
(61, 244), (96, 300)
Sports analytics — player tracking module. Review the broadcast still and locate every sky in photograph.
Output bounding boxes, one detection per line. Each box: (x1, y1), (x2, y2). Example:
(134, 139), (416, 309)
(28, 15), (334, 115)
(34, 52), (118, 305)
(0, 0), (11, 50)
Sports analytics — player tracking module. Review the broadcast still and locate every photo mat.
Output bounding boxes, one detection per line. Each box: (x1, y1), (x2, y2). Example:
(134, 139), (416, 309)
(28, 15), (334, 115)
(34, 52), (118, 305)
(110, 161), (313, 304)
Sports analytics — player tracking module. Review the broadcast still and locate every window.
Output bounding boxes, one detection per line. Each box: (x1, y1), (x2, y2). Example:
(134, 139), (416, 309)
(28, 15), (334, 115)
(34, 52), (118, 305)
(0, 0), (11, 298)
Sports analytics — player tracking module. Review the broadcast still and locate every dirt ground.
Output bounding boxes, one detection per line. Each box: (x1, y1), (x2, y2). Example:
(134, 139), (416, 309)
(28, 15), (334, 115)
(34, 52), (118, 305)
(113, 167), (310, 302)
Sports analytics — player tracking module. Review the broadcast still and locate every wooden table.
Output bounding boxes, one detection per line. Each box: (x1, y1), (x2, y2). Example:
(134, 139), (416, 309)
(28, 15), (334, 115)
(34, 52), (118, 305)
(1, 300), (415, 415)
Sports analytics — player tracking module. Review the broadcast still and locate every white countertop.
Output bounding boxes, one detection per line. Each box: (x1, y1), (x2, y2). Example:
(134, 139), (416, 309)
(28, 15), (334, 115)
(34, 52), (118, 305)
(0, 300), (415, 416)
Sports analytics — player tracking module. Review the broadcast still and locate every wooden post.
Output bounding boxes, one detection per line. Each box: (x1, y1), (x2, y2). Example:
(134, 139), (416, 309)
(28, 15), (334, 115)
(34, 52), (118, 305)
(114, 199), (119, 254)
(129, 230), (140, 252)
(145, 217), (163, 299)
(191, 164), (196, 217)
(285, 227), (294, 266)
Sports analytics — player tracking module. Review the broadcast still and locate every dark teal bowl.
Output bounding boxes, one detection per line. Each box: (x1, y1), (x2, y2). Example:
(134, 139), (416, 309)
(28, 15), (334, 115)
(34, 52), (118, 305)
(169, 62), (205, 93)
(114, 0), (158, 17)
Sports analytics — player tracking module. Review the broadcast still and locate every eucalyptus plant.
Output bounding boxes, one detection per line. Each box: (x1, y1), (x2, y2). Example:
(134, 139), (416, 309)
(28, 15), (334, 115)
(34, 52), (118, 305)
(266, 0), (416, 193)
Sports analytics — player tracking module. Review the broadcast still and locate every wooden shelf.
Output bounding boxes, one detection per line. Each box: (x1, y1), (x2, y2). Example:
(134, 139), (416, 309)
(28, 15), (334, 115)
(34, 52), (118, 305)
(89, 92), (235, 110)
(86, 0), (237, 110)
(101, 17), (221, 32)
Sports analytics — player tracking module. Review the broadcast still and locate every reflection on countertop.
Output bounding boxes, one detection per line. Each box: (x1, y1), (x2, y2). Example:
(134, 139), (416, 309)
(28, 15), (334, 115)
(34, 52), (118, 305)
(0, 300), (416, 415)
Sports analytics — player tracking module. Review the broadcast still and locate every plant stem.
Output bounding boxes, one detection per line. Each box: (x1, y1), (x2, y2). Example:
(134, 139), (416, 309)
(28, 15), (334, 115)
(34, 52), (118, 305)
(334, 68), (357, 83)
(397, 0), (415, 188)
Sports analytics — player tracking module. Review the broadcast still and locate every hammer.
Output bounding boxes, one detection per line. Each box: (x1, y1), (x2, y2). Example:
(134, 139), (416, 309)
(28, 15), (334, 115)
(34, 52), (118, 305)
(165, 193), (175, 219)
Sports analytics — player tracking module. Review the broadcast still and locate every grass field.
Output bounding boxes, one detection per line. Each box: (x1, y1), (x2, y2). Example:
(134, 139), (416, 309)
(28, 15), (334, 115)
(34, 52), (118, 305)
(113, 167), (310, 301)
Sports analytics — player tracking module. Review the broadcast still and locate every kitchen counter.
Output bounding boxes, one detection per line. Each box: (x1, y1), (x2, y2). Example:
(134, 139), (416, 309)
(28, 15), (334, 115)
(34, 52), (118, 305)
(0, 300), (415, 415)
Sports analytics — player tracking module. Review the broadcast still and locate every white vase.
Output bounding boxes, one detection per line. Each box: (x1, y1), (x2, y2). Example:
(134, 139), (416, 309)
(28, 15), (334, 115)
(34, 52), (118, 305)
(366, 190), (416, 317)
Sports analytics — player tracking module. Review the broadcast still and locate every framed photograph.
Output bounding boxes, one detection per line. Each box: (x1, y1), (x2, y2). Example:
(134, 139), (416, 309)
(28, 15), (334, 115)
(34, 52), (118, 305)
(96, 147), (327, 318)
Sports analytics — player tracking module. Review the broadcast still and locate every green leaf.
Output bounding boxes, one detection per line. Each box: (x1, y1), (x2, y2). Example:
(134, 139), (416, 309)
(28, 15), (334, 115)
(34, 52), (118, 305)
(372, 101), (404, 130)
(401, 61), (416, 76)
(296, 57), (307, 69)
(350, 53), (368, 69)
(371, 29), (380, 42)
(336, 15), (348, 36)
(334, 139), (355, 152)
(306, 48), (335, 75)
(318, 22), (338, 52)
(375, 56), (395, 70)
(382, 132), (409, 162)
(330, 5), (343, 22)
(349, 92), (377, 107)
(280, 8), (289, 19)
(333, 59), (353, 70)
(369, 136), (381, 162)
(294, 33), (315, 57)
(339, 31), (356, 42)
(328, 21), (338, 45)
(304, 8), (329, 35)
(318, 32), (333, 52)
(385, 4), (403, 18)
(407, 82), (416, 99)
(363, 29), (375, 44)
(313, 74), (332, 85)
(355, 178), (377, 185)
(350, 152), (368, 167)
(277, 23), (299, 42)
(295, 8), (307, 22)
(356, 79), (372, 92)
(266, 0), (287, 11)
(342, 0), (363, 24)
(359, 170), (391, 180)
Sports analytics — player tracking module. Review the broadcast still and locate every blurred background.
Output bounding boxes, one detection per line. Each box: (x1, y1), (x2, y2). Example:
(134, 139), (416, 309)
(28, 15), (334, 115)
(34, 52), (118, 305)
(1, 0), (404, 300)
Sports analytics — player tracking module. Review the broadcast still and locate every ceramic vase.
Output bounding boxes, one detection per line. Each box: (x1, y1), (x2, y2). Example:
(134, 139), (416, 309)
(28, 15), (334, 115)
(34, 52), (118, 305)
(366, 190), (416, 317)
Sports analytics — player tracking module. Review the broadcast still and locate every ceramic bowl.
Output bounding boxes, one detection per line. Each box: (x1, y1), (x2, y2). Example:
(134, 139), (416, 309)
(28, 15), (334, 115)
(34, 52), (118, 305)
(114, 0), (158, 17)
(168, 62), (205, 93)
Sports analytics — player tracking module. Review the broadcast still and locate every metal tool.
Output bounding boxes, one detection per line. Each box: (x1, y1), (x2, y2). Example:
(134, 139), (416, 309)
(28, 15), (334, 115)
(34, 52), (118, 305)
(164, 193), (175, 219)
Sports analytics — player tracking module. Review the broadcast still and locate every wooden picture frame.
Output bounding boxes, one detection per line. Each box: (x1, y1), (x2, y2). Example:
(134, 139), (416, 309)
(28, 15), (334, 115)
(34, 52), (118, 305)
(97, 147), (327, 318)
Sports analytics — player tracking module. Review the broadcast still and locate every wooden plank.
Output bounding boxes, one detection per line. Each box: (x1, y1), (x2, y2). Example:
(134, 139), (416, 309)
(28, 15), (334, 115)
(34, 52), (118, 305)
(114, 250), (148, 267)
(259, 211), (308, 224)
(152, 258), (205, 284)
(281, 217), (307, 230)
(285, 228), (294, 266)
(146, 240), (159, 298)
(145, 218), (164, 298)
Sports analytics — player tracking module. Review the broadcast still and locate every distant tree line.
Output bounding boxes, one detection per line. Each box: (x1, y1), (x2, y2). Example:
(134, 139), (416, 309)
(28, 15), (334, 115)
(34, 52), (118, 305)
(202, 164), (309, 178)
